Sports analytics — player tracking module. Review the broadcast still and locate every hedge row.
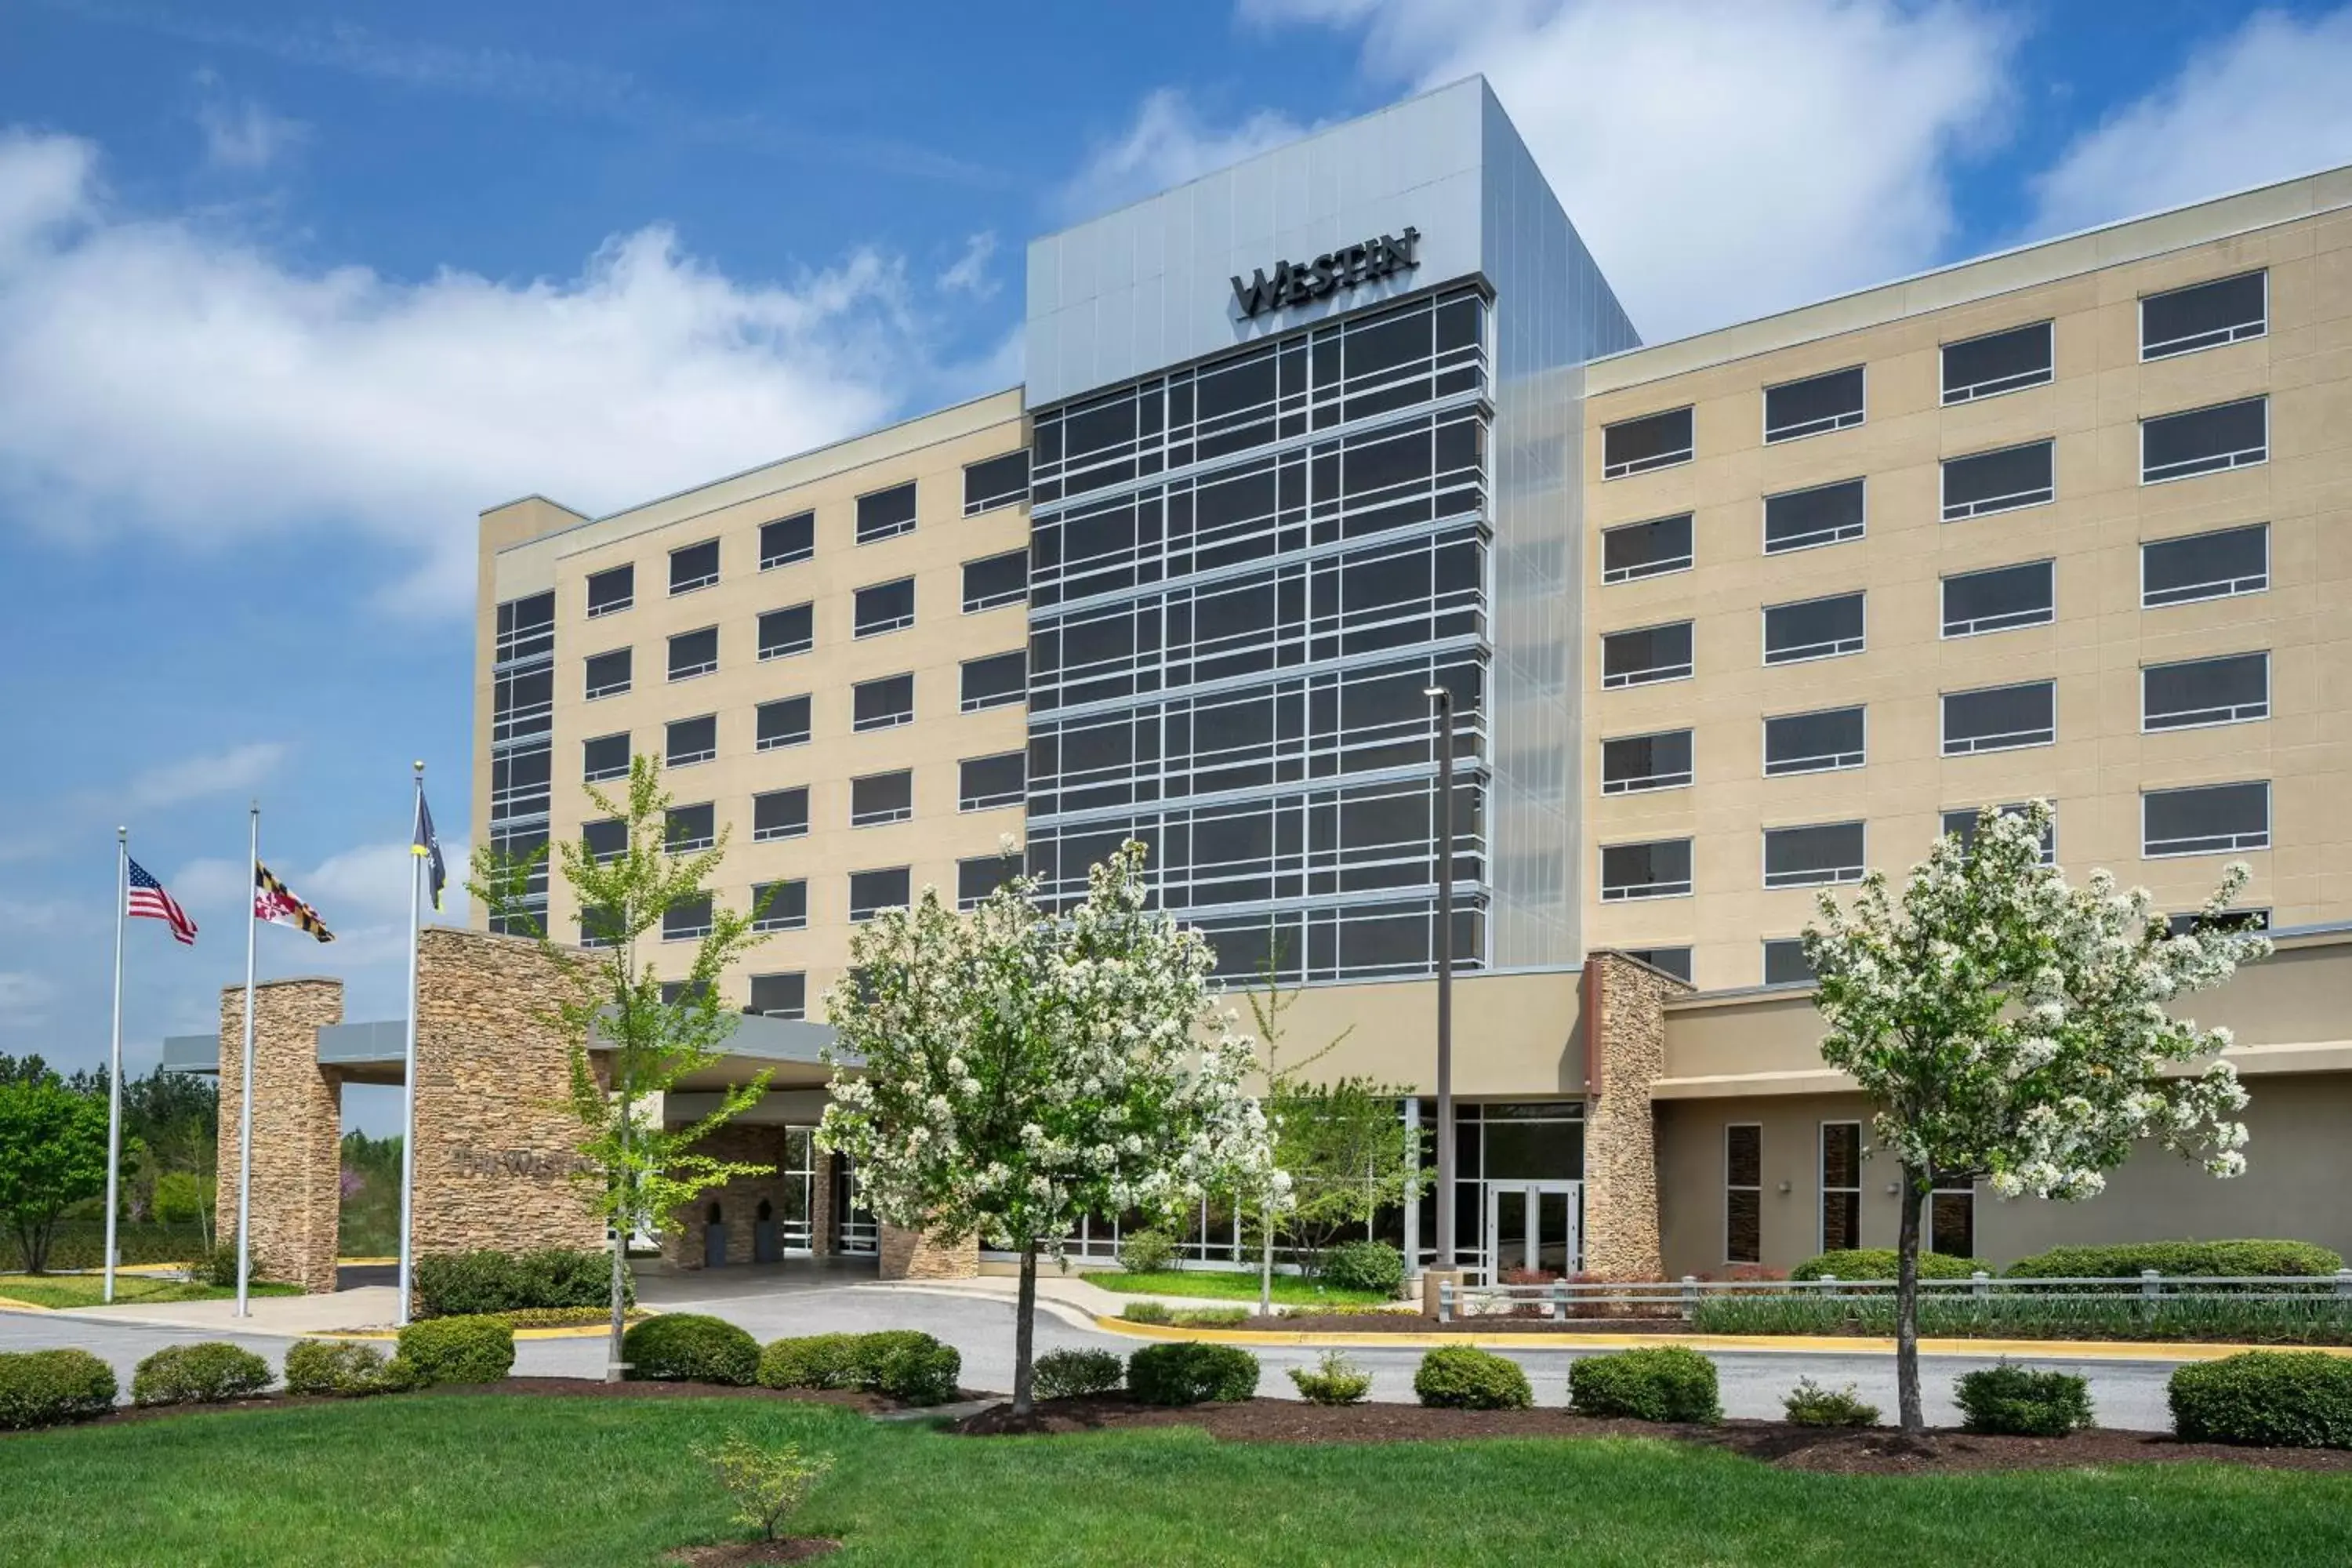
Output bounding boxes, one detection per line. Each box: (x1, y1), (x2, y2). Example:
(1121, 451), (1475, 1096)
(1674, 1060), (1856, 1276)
(754, 1330), (963, 1405)
(412, 1249), (626, 1318)
(1791, 1239), (2344, 1283)
(1, 1222), (212, 1272)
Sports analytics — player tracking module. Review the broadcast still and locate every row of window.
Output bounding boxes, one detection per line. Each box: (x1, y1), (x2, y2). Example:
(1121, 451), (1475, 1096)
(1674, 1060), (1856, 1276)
(579, 637), (1025, 720)
(608, 854), (1029, 954)
(593, 757), (1024, 865)
(1601, 268), (2267, 477)
(1722, 1122), (1976, 1265)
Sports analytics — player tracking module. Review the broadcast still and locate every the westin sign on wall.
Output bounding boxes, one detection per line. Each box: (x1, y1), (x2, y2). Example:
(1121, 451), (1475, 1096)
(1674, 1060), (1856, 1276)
(1231, 227), (1421, 319)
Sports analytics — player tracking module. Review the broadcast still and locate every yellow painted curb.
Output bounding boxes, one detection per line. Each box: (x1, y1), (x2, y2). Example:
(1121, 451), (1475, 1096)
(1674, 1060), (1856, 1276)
(1090, 1314), (2352, 1363)
(323, 1311), (662, 1343)
(337, 1257), (399, 1267)
(0, 1294), (55, 1312)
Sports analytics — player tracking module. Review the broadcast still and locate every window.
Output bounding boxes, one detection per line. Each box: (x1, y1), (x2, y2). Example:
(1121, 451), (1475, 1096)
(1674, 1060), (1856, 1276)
(1942, 681), (2055, 756)
(581, 817), (627, 865)
(584, 648), (631, 700)
(665, 803), (715, 852)
(1941, 320), (2052, 404)
(2143, 270), (2266, 360)
(960, 650), (1026, 713)
(575, 903), (622, 948)
(1762, 591), (1864, 665)
(1726, 1124), (1762, 1265)
(583, 733), (629, 782)
(1942, 559), (2054, 637)
(957, 852), (1023, 909)
(959, 751), (1025, 811)
(586, 564), (633, 618)
(669, 539), (719, 594)
(1602, 405), (1693, 478)
(746, 972), (806, 1020)
(760, 512), (814, 570)
(1764, 822), (1864, 889)
(1762, 938), (1813, 986)
(1601, 621), (1693, 688)
(1941, 803), (2056, 864)
(963, 549), (1029, 613)
(1930, 1184), (1975, 1259)
(662, 896), (713, 942)
(758, 603), (814, 661)
(1942, 439), (2053, 521)
(2143, 524), (2267, 608)
(756, 695), (811, 752)
(1601, 729), (1693, 794)
(849, 866), (910, 921)
(1763, 477), (1864, 554)
(850, 771), (913, 827)
(1600, 839), (1693, 902)
(750, 879), (807, 932)
(667, 626), (718, 681)
(854, 577), (915, 637)
(2167, 908), (2269, 938)
(855, 481), (917, 544)
(1763, 706), (1865, 777)
(1601, 514), (1692, 583)
(2144, 652), (2268, 731)
(2143, 397), (2266, 484)
(2143, 781), (2270, 858)
(659, 979), (712, 1006)
(1763, 365), (1864, 443)
(753, 788), (809, 842)
(852, 673), (915, 732)
(1820, 1123), (1862, 1253)
(964, 449), (1029, 516)
(1621, 946), (1693, 984)
(665, 714), (717, 768)
(495, 590), (555, 663)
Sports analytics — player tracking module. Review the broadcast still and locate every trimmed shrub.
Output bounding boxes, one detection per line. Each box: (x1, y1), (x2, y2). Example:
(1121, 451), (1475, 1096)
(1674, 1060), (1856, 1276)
(1955, 1363), (2093, 1436)
(283, 1339), (396, 1398)
(1791, 1249), (1984, 1283)
(1320, 1240), (1406, 1298)
(1290, 1350), (1373, 1406)
(392, 1315), (514, 1388)
(2005, 1240), (2342, 1280)
(2170, 1352), (2352, 1448)
(413, 1247), (626, 1319)
(753, 1331), (959, 1403)
(869, 1336), (961, 1405)
(131, 1342), (272, 1407)
(0, 1348), (117, 1430)
(1127, 1343), (1261, 1406)
(1782, 1377), (1878, 1428)
(1119, 1301), (1172, 1326)
(758, 1334), (863, 1392)
(196, 1243), (243, 1290)
(1033, 1348), (1123, 1400)
(624, 1314), (760, 1386)
(1414, 1345), (1534, 1410)
(1118, 1229), (1178, 1275)
(1569, 1347), (1719, 1423)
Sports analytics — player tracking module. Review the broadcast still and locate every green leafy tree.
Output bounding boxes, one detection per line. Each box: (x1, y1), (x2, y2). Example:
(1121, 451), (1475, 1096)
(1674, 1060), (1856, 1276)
(473, 753), (775, 1379)
(1802, 800), (2270, 1432)
(0, 1076), (113, 1272)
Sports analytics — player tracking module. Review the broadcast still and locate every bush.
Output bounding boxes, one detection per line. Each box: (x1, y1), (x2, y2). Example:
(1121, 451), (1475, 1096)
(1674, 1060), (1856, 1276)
(1790, 1249), (1984, 1282)
(1290, 1350), (1372, 1406)
(1119, 1301), (1171, 1325)
(1033, 1348), (1123, 1400)
(1782, 1377), (1879, 1427)
(1569, 1347), (1719, 1423)
(130, 1342), (273, 1407)
(696, 1432), (834, 1543)
(2005, 1240), (2343, 1280)
(859, 1331), (961, 1405)
(414, 1247), (625, 1318)
(0, 1348), (117, 1430)
(392, 1315), (514, 1388)
(196, 1242), (242, 1290)
(1955, 1363), (2093, 1436)
(282, 1339), (397, 1397)
(1320, 1240), (1406, 1298)
(758, 1334), (863, 1391)
(1118, 1229), (1178, 1275)
(2170, 1352), (2352, 1448)
(1127, 1343), (1261, 1406)
(624, 1314), (760, 1386)
(1414, 1345), (1534, 1410)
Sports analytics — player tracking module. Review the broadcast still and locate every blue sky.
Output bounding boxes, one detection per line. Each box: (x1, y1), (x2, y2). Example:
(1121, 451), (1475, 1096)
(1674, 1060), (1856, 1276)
(4, 0), (2351, 1121)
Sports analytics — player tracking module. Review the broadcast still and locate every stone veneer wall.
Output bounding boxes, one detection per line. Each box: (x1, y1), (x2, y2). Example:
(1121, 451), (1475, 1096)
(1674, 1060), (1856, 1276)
(1580, 951), (1688, 1279)
(877, 1223), (979, 1281)
(216, 978), (345, 1294)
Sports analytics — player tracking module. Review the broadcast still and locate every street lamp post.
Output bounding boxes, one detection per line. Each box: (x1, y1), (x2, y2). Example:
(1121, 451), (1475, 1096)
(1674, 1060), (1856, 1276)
(1423, 684), (1456, 1272)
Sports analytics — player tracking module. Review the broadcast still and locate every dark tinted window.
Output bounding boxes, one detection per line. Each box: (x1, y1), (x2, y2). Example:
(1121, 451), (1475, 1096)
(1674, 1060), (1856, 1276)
(584, 648), (632, 699)
(1941, 321), (2052, 404)
(1762, 938), (1813, 985)
(583, 732), (630, 782)
(2144, 781), (2269, 857)
(1943, 440), (2053, 521)
(1763, 478), (1864, 554)
(1763, 821), (1864, 888)
(1601, 621), (1693, 687)
(963, 549), (1028, 612)
(856, 481), (917, 543)
(746, 972), (806, 1019)
(2143, 652), (2268, 731)
(1726, 1123), (1762, 1262)
(1942, 559), (2053, 637)
(2167, 908), (2269, 938)
(665, 802), (715, 851)
(1763, 706), (1864, 776)
(669, 539), (719, 593)
(586, 564), (633, 617)
(1941, 803), (2055, 863)
(760, 512), (814, 569)
(853, 673), (915, 731)
(665, 714), (717, 767)
(1763, 365), (1864, 442)
(495, 591), (555, 662)
(1601, 514), (1692, 583)
(581, 817), (627, 863)
(2143, 397), (2266, 483)
(755, 695), (810, 751)
(957, 853), (1024, 909)
(1762, 592), (1864, 663)
(849, 866), (911, 921)
(854, 577), (915, 637)
(959, 751), (1025, 811)
(662, 896), (713, 942)
(667, 626), (718, 680)
(1602, 406), (1693, 478)
(753, 787), (809, 841)
(759, 603), (814, 660)
(961, 650), (1026, 713)
(1623, 947), (1693, 984)
(2143, 524), (2267, 608)
(964, 449), (1029, 515)
(2143, 270), (2266, 359)
(1942, 681), (2055, 755)
(851, 771), (913, 826)
(1600, 839), (1693, 900)
(1600, 730), (1693, 793)
(750, 880), (807, 931)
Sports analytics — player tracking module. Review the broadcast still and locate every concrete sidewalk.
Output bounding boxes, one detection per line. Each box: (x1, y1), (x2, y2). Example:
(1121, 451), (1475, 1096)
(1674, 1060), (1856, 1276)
(53, 1286), (405, 1337)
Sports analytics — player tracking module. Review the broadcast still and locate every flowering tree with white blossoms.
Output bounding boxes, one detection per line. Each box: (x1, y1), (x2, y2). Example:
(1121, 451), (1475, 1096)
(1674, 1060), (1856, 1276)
(1802, 799), (2270, 1432)
(818, 840), (1280, 1417)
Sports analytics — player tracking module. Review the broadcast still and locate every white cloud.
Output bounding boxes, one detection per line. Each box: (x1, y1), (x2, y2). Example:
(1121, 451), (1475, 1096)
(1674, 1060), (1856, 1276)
(938, 230), (999, 299)
(118, 741), (292, 814)
(2030, 7), (2352, 238)
(1245, 0), (2016, 340)
(174, 834), (470, 970)
(0, 971), (58, 1022)
(197, 96), (307, 172)
(1058, 88), (1312, 223)
(0, 129), (967, 612)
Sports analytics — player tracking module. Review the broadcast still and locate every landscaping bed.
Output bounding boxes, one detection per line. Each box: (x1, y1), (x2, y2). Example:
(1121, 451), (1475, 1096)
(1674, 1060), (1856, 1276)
(1261, 1312), (1695, 1334)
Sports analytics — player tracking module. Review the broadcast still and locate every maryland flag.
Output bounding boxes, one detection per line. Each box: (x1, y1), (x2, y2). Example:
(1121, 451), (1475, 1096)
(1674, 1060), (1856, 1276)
(254, 862), (336, 943)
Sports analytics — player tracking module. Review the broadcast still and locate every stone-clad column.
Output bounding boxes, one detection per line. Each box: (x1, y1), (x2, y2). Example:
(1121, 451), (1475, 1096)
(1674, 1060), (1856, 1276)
(216, 978), (344, 1294)
(878, 1223), (978, 1280)
(1579, 951), (1689, 1280)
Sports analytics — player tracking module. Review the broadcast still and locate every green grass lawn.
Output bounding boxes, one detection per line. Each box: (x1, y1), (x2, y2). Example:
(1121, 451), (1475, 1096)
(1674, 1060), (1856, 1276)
(0, 1273), (304, 1309)
(9, 1396), (2348, 1567)
(1080, 1269), (1394, 1308)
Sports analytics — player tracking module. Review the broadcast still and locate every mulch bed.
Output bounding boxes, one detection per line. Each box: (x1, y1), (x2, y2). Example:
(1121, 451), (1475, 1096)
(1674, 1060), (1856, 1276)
(666, 1540), (839, 1565)
(951, 1396), (2352, 1474)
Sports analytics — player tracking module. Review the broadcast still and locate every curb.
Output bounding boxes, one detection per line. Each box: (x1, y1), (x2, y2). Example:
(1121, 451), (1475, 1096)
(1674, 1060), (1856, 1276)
(0, 1296), (53, 1313)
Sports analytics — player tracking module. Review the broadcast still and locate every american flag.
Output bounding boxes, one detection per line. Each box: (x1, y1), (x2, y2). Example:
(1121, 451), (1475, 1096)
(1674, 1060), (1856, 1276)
(126, 857), (198, 945)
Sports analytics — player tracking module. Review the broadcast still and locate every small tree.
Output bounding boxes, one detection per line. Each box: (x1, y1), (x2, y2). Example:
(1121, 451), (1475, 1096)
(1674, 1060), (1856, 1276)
(473, 754), (774, 1379)
(819, 840), (1278, 1416)
(0, 1074), (111, 1273)
(1802, 800), (2269, 1432)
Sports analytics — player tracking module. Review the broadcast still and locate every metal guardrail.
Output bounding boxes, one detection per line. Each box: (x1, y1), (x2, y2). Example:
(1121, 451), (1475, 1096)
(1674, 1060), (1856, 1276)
(1436, 1269), (2352, 1323)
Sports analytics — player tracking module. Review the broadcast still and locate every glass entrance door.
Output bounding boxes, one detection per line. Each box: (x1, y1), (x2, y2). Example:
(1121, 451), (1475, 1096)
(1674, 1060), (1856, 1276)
(1483, 1181), (1581, 1285)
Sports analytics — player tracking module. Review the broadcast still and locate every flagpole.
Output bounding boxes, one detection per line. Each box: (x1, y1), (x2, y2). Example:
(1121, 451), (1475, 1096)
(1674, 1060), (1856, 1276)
(235, 802), (260, 1319)
(397, 761), (424, 1328)
(104, 828), (127, 1305)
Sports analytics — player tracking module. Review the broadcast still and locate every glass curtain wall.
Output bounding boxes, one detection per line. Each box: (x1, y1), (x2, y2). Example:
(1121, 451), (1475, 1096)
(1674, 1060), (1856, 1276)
(489, 591), (554, 934)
